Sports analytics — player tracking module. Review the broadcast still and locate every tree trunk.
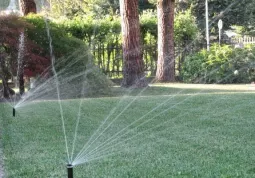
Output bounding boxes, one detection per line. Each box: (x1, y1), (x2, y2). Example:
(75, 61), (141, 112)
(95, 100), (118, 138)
(2, 78), (10, 98)
(0, 58), (9, 98)
(156, 0), (175, 82)
(19, 0), (37, 16)
(120, 0), (147, 88)
(0, 58), (14, 98)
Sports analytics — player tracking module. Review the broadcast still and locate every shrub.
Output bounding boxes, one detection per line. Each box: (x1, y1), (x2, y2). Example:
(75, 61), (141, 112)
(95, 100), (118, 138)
(174, 9), (198, 45)
(58, 11), (198, 48)
(23, 14), (112, 96)
(181, 44), (255, 83)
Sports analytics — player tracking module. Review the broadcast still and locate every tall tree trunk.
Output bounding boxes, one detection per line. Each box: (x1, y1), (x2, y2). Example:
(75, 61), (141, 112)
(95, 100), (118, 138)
(120, 0), (147, 88)
(2, 78), (9, 98)
(19, 0), (37, 16)
(0, 58), (9, 98)
(0, 57), (14, 98)
(156, 0), (175, 82)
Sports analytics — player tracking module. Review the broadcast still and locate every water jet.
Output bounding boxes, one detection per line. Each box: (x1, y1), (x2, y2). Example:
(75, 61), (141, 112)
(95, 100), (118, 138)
(67, 164), (73, 178)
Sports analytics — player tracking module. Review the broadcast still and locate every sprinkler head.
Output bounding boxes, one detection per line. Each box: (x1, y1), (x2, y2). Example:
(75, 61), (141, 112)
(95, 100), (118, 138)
(67, 164), (73, 178)
(13, 108), (16, 117)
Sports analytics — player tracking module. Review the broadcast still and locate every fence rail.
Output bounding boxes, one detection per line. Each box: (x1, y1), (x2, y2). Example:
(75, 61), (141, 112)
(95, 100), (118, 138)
(91, 43), (158, 78)
(231, 36), (255, 46)
(90, 42), (194, 78)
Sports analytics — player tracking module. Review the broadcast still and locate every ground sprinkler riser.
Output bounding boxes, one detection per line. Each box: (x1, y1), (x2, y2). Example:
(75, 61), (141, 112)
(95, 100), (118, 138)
(67, 164), (73, 178)
(13, 108), (15, 117)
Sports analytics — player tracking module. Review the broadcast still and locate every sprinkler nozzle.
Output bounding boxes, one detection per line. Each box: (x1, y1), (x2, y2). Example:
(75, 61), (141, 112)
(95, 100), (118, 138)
(67, 164), (73, 178)
(13, 108), (16, 117)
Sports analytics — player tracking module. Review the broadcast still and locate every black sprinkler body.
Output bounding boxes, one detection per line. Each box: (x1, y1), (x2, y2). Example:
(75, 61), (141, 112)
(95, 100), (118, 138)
(13, 108), (16, 117)
(67, 164), (73, 178)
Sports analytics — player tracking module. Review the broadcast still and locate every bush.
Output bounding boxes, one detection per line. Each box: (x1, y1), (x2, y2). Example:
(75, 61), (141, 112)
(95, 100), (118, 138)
(57, 12), (198, 78)
(174, 9), (198, 45)
(58, 11), (198, 48)
(23, 14), (112, 96)
(181, 44), (255, 83)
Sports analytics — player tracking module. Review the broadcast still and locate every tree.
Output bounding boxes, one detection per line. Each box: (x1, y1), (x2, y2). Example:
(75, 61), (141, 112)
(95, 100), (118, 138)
(0, 15), (51, 99)
(45, 0), (156, 18)
(0, 16), (27, 98)
(119, 0), (147, 88)
(0, 47), (15, 98)
(156, 0), (175, 82)
(19, 0), (37, 16)
(190, 0), (255, 34)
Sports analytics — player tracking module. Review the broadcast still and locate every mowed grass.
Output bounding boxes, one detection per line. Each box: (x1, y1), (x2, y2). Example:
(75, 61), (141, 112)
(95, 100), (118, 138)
(1, 84), (255, 177)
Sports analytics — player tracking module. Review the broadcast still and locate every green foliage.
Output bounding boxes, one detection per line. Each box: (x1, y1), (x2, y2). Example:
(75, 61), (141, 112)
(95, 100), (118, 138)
(174, 9), (198, 45)
(47, 0), (156, 18)
(138, 0), (156, 11)
(181, 44), (255, 84)
(24, 14), (77, 56)
(60, 10), (198, 47)
(140, 10), (157, 41)
(60, 15), (121, 44)
(24, 14), (112, 95)
(56, 11), (198, 78)
(0, 15), (31, 94)
(190, 0), (255, 34)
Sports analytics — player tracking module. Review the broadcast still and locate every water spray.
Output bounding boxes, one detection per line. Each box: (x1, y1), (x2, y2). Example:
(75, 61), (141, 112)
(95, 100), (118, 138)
(67, 164), (73, 178)
(13, 108), (16, 117)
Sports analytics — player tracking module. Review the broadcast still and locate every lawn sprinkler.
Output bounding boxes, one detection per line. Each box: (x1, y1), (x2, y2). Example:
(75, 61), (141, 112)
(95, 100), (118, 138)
(13, 107), (16, 117)
(67, 164), (73, 178)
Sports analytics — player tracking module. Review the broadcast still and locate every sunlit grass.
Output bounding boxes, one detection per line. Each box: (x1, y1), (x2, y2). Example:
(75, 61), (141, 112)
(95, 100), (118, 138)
(1, 84), (255, 177)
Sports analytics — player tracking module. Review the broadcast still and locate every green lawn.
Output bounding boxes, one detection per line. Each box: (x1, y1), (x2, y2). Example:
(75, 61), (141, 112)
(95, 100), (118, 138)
(1, 84), (255, 177)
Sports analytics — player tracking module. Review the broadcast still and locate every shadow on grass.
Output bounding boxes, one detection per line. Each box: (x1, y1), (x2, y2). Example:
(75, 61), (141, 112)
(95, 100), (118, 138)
(110, 84), (255, 97)
(1, 83), (255, 103)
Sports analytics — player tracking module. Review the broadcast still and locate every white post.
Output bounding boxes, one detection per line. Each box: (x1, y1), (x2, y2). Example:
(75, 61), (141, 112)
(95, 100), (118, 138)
(205, 0), (210, 51)
(218, 19), (223, 45)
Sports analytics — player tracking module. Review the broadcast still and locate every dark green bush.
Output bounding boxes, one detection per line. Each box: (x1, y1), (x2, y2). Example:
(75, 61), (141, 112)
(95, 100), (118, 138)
(24, 14), (112, 96)
(57, 11), (198, 78)
(58, 10), (198, 48)
(23, 12), (199, 79)
(181, 44), (255, 83)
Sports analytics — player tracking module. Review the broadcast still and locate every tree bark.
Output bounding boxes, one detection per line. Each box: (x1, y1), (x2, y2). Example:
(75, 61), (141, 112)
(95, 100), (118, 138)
(19, 0), (37, 16)
(0, 57), (14, 98)
(120, 0), (147, 88)
(156, 0), (175, 82)
(0, 57), (9, 98)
